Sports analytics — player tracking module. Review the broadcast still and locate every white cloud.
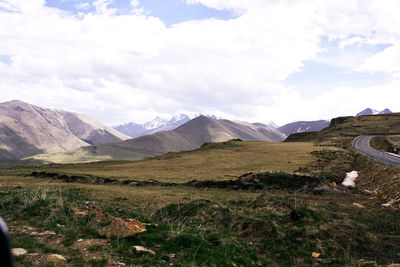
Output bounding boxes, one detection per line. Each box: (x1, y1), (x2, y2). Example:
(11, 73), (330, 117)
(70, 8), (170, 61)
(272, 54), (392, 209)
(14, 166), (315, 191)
(130, 0), (139, 8)
(359, 44), (400, 78)
(0, 0), (399, 126)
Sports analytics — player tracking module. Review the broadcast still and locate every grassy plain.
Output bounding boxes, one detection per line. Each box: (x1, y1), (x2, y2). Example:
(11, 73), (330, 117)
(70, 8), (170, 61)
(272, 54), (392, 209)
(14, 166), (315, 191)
(11, 141), (339, 183)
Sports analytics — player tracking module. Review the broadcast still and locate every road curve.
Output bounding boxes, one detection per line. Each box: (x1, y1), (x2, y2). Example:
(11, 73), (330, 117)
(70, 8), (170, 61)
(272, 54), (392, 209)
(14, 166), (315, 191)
(353, 135), (400, 168)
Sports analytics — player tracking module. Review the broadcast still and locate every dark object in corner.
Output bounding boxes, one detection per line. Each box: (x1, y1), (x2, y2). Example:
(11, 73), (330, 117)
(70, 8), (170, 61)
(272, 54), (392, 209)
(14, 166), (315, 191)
(0, 217), (13, 267)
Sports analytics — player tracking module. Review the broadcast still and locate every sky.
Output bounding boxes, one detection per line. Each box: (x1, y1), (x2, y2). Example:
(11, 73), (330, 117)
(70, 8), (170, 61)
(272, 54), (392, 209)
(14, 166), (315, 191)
(1, 0), (400, 126)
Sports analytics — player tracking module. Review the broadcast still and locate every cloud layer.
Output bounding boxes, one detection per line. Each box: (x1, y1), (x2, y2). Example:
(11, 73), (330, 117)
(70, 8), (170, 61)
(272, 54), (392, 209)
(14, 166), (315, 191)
(0, 0), (400, 125)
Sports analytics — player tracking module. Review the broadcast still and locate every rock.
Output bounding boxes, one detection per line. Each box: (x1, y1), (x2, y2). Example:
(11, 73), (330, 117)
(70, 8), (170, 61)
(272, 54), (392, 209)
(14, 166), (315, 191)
(114, 262), (126, 267)
(133, 245), (156, 256)
(142, 223), (159, 227)
(28, 253), (39, 257)
(38, 231), (56, 236)
(47, 254), (67, 263)
(98, 218), (146, 239)
(75, 211), (88, 216)
(381, 199), (400, 207)
(313, 184), (339, 195)
(12, 248), (27, 256)
(312, 252), (320, 258)
(352, 203), (365, 209)
(169, 253), (176, 259)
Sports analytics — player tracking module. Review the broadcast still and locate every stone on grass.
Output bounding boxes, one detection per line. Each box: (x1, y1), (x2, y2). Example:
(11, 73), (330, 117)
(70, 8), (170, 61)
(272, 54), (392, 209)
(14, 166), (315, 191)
(28, 253), (39, 257)
(312, 252), (320, 258)
(38, 231), (56, 236)
(352, 203), (365, 209)
(169, 253), (176, 259)
(133, 245), (156, 256)
(313, 184), (339, 195)
(98, 218), (146, 239)
(12, 248), (27, 256)
(47, 254), (67, 263)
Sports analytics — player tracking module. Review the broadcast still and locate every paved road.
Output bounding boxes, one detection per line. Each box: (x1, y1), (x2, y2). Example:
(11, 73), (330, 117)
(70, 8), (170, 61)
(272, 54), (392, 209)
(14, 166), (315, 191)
(353, 135), (400, 168)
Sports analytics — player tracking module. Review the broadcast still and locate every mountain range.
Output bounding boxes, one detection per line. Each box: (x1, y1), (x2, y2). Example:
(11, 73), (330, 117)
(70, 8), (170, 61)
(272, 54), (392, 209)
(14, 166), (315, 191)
(0, 100), (395, 162)
(356, 108), (392, 117)
(113, 115), (280, 139)
(278, 120), (330, 136)
(0, 100), (129, 160)
(30, 115), (286, 163)
(113, 114), (192, 138)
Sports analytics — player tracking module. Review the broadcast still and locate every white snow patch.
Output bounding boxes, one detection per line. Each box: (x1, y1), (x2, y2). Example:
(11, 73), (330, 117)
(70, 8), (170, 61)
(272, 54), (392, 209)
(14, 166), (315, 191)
(342, 171), (358, 187)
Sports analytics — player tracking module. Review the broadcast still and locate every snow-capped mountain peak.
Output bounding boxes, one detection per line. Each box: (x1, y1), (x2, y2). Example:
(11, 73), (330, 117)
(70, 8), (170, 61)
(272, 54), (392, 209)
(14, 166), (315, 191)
(356, 108), (392, 117)
(144, 116), (168, 130)
(113, 114), (192, 138)
(170, 114), (190, 124)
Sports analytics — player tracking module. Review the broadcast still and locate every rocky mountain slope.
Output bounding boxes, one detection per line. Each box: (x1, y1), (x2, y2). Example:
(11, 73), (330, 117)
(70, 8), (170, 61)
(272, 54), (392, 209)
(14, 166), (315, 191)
(0, 100), (129, 160)
(31, 115), (286, 163)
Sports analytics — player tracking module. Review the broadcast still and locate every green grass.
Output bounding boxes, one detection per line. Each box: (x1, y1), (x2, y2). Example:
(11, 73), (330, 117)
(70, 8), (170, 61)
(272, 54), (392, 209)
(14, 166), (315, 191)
(1, 183), (400, 266)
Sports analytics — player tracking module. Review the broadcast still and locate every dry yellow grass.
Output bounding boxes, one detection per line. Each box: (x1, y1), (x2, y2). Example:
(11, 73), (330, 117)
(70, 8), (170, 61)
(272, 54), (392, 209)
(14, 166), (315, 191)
(14, 141), (340, 183)
(0, 176), (259, 210)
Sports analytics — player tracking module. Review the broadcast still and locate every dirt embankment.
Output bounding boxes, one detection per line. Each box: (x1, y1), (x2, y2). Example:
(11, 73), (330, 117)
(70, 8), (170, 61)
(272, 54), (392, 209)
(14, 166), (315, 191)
(302, 148), (400, 200)
(370, 136), (400, 153)
(28, 171), (343, 194)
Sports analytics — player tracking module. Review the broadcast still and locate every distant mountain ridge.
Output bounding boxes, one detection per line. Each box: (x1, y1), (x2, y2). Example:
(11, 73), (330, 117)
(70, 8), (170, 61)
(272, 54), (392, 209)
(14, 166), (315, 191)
(252, 121), (279, 129)
(356, 108), (392, 117)
(114, 115), (280, 138)
(113, 114), (191, 138)
(278, 120), (330, 136)
(31, 115), (286, 163)
(0, 100), (130, 160)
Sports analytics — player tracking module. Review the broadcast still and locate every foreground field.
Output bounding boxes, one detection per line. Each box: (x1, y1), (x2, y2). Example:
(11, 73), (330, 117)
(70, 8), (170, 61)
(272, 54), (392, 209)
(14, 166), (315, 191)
(2, 139), (400, 266)
(11, 141), (339, 183)
(1, 176), (400, 266)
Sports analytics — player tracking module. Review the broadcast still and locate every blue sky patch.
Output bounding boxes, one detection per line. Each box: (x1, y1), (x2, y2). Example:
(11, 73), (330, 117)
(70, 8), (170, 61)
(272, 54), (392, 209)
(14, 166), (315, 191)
(283, 36), (392, 97)
(0, 55), (11, 65)
(136, 0), (236, 26)
(45, 0), (236, 26)
(283, 61), (390, 98)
